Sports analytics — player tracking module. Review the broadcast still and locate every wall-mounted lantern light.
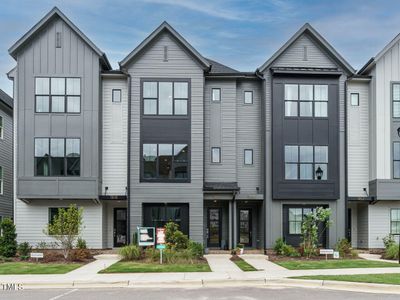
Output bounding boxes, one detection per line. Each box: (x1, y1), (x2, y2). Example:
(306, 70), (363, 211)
(316, 166), (323, 180)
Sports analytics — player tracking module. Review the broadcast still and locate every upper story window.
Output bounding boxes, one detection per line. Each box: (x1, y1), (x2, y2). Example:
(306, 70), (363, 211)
(142, 143), (189, 181)
(285, 145), (328, 181)
(244, 149), (253, 165)
(0, 116), (3, 139)
(211, 147), (221, 163)
(244, 91), (253, 104)
(393, 142), (400, 179)
(212, 88), (221, 102)
(350, 93), (359, 106)
(284, 84), (328, 117)
(391, 209), (400, 234)
(35, 77), (81, 113)
(112, 89), (121, 103)
(393, 83), (400, 118)
(34, 138), (80, 177)
(0, 166), (3, 195)
(143, 81), (188, 116)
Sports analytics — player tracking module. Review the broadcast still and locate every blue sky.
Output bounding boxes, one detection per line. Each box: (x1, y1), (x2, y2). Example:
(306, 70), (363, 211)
(1, 0), (400, 96)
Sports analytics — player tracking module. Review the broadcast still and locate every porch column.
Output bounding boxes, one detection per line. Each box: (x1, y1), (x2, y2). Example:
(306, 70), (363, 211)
(233, 200), (237, 247)
(229, 200), (233, 249)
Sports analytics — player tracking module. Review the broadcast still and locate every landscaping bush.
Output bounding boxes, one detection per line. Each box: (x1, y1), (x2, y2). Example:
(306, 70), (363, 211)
(42, 250), (64, 263)
(18, 242), (31, 260)
(144, 247), (159, 262)
(163, 248), (195, 264)
(0, 218), (17, 257)
(132, 232), (138, 246)
(273, 238), (300, 257)
(164, 222), (189, 250)
(119, 244), (141, 261)
(273, 238), (285, 255)
(76, 237), (87, 249)
(188, 240), (204, 259)
(335, 238), (354, 258)
(383, 243), (399, 260)
(70, 248), (92, 261)
(383, 234), (396, 249)
(36, 241), (48, 249)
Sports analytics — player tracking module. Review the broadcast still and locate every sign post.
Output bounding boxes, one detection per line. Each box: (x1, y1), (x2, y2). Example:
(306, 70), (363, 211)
(156, 228), (166, 264)
(319, 249), (334, 260)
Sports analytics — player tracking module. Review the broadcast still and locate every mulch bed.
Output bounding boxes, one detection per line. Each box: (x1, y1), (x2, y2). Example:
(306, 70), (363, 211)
(2, 249), (99, 264)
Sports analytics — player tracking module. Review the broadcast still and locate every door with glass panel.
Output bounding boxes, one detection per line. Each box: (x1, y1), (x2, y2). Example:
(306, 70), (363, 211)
(239, 209), (252, 247)
(114, 208), (127, 247)
(207, 208), (221, 248)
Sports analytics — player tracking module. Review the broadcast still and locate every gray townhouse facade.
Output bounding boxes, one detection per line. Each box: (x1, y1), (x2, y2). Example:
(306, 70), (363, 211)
(0, 89), (13, 220)
(9, 6), (399, 250)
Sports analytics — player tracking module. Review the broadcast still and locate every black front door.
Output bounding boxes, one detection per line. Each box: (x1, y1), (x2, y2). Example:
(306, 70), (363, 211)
(114, 208), (127, 247)
(207, 208), (221, 248)
(239, 209), (252, 247)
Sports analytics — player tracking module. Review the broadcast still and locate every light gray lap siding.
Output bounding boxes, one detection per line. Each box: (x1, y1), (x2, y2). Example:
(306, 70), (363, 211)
(0, 103), (13, 217)
(15, 16), (102, 199)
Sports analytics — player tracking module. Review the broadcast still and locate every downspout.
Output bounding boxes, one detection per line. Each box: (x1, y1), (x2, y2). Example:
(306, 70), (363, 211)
(344, 78), (349, 241)
(255, 69), (266, 252)
(124, 70), (132, 244)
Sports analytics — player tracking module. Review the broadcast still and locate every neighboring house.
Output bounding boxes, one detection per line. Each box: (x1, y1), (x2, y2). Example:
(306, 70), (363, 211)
(10, 6), (393, 250)
(348, 34), (400, 249)
(0, 89), (13, 221)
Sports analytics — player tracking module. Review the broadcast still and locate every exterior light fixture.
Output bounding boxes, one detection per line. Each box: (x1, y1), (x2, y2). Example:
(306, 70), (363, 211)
(397, 127), (400, 137)
(105, 186), (109, 195)
(316, 166), (323, 180)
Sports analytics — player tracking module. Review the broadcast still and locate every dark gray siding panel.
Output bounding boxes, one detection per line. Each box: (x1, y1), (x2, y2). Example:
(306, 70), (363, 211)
(0, 104), (13, 217)
(272, 75), (340, 199)
(369, 179), (400, 200)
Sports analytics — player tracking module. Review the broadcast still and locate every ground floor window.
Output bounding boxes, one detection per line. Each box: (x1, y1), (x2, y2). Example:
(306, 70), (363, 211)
(391, 209), (400, 234)
(143, 203), (189, 235)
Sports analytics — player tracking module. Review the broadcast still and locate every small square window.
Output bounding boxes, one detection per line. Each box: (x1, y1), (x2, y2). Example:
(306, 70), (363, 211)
(244, 149), (253, 165)
(211, 147), (221, 163)
(244, 91), (253, 104)
(350, 93), (359, 106)
(112, 89), (121, 103)
(212, 88), (221, 102)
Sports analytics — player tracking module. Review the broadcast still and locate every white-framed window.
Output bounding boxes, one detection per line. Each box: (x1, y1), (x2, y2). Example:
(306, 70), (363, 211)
(244, 149), (253, 165)
(350, 93), (359, 106)
(391, 209), (400, 234)
(0, 166), (3, 194)
(0, 116), (3, 139)
(244, 91), (253, 104)
(212, 88), (221, 102)
(112, 89), (121, 103)
(393, 83), (400, 118)
(211, 147), (221, 163)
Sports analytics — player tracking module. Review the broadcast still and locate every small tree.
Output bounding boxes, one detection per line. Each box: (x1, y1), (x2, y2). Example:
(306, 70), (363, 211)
(44, 205), (83, 260)
(0, 218), (17, 257)
(301, 207), (331, 258)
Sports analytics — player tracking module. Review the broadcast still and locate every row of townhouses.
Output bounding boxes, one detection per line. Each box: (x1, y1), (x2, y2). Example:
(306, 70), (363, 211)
(4, 7), (400, 250)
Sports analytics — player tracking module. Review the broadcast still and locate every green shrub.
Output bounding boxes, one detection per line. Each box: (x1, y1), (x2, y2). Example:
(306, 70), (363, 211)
(188, 240), (203, 258)
(383, 235), (396, 249)
(76, 237), (87, 249)
(132, 232), (138, 246)
(0, 218), (17, 257)
(36, 241), (47, 249)
(273, 238), (299, 257)
(172, 231), (189, 250)
(119, 244), (141, 261)
(163, 249), (195, 264)
(144, 247), (160, 262)
(165, 222), (179, 245)
(335, 238), (352, 257)
(18, 242), (31, 259)
(273, 238), (285, 255)
(383, 243), (399, 260)
(164, 222), (189, 250)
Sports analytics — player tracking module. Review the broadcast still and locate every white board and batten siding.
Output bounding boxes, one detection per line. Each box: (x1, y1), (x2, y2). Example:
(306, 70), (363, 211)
(102, 78), (128, 195)
(347, 81), (370, 197)
(125, 31), (204, 243)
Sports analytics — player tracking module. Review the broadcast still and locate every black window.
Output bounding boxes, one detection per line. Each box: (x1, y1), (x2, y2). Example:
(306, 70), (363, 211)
(391, 209), (400, 234)
(393, 83), (400, 118)
(0, 116), (3, 139)
(143, 81), (188, 116)
(394, 142), (400, 179)
(35, 138), (80, 176)
(211, 147), (221, 163)
(285, 145), (328, 181)
(350, 93), (359, 106)
(112, 89), (121, 103)
(142, 143), (189, 181)
(35, 77), (81, 113)
(284, 84), (328, 117)
(143, 203), (189, 235)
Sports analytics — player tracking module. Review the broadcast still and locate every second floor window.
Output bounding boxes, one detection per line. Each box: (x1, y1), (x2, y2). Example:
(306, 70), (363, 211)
(393, 83), (400, 118)
(211, 147), (221, 163)
(285, 84), (328, 117)
(35, 77), (81, 113)
(285, 145), (328, 181)
(143, 81), (188, 116)
(0, 166), (3, 195)
(34, 138), (80, 177)
(142, 143), (189, 180)
(394, 142), (400, 179)
(244, 149), (253, 165)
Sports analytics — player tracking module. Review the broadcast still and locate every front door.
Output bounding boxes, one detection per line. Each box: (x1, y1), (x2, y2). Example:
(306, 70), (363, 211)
(114, 208), (127, 247)
(239, 209), (252, 247)
(207, 208), (221, 248)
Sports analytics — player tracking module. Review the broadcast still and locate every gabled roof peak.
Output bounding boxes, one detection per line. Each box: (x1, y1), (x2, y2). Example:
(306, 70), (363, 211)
(119, 21), (210, 70)
(8, 7), (111, 70)
(258, 23), (355, 74)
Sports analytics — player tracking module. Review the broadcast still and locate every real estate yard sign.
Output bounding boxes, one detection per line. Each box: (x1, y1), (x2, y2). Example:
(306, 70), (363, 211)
(156, 228), (166, 264)
(137, 227), (155, 246)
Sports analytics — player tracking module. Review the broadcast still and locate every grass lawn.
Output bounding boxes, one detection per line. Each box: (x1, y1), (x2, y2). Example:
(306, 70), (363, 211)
(292, 274), (400, 285)
(231, 257), (258, 271)
(275, 259), (400, 270)
(0, 262), (82, 274)
(99, 261), (211, 273)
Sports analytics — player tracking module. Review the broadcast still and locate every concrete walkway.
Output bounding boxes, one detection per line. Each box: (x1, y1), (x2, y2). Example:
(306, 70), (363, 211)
(204, 254), (242, 273)
(64, 254), (120, 279)
(359, 253), (399, 264)
(239, 254), (287, 272)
